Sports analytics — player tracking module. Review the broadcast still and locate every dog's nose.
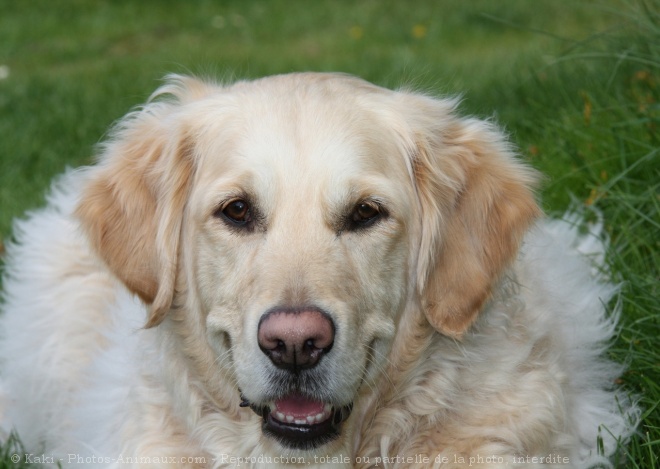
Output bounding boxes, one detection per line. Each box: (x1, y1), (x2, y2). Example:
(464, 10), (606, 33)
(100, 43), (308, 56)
(258, 309), (335, 372)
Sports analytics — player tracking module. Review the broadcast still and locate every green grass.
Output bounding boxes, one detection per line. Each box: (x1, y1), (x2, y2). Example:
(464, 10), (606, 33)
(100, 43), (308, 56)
(0, 0), (658, 467)
(0, 431), (48, 469)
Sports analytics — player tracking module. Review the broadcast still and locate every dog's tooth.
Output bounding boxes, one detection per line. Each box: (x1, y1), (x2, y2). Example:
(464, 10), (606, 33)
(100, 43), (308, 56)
(275, 411), (286, 422)
(294, 419), (306, 425)
(314, 412), (325, 423)
(306, 415), (315, 424)
(323, 403), (333, 413)
(286, 415), (294, 423)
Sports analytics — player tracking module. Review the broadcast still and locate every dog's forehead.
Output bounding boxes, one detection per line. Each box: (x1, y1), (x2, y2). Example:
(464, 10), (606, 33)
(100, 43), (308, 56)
(194, 76), (410, 195)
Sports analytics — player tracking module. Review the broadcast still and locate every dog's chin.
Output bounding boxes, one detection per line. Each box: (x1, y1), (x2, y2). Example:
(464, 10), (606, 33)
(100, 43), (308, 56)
(245, 393), (353, 450)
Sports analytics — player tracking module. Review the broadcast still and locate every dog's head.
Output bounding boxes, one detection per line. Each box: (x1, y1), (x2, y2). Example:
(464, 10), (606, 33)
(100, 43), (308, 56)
(77, 73), (539, 451)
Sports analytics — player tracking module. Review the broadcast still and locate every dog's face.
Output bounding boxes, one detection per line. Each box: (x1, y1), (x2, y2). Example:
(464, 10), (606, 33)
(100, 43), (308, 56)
(77, 73), (539, 451)
(190, 78), (415, 448)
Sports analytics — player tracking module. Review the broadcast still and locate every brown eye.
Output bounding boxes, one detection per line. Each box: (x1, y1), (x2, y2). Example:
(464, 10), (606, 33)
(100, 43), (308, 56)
(353, 202), (380, 222)
(221, 199), (251, 225)
(345, 201), (387, 233)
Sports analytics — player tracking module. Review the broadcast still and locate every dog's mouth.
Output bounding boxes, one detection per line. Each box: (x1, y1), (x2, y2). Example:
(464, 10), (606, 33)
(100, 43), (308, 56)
(242, 393), (353, 449)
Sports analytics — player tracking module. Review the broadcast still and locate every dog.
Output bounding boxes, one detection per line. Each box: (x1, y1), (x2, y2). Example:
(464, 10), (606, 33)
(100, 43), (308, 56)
(0, 73), (637, 468)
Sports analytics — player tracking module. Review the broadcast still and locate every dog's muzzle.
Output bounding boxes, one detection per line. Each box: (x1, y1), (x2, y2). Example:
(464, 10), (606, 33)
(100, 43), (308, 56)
(243, 307), (352, 448)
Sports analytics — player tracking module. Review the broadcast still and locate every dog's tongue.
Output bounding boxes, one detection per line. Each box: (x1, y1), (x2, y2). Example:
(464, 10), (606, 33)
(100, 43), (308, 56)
(274, 394), (325, 418)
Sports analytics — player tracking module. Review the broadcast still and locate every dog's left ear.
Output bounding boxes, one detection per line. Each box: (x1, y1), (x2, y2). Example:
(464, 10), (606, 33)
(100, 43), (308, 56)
(76, 76), (209, 327)
(398, 93), (540, 338)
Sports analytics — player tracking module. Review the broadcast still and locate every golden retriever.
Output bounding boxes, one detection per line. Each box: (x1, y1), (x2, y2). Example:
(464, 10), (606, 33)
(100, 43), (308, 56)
(0, 73), (637, 468)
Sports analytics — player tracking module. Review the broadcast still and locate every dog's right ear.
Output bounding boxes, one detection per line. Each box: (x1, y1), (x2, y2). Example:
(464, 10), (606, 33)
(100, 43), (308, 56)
(394, 92), (540, 338)
(76, 75), (212, 327)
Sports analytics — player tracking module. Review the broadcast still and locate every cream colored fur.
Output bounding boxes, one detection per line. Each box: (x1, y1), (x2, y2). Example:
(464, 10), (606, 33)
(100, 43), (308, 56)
(0, 73), (637, 468)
